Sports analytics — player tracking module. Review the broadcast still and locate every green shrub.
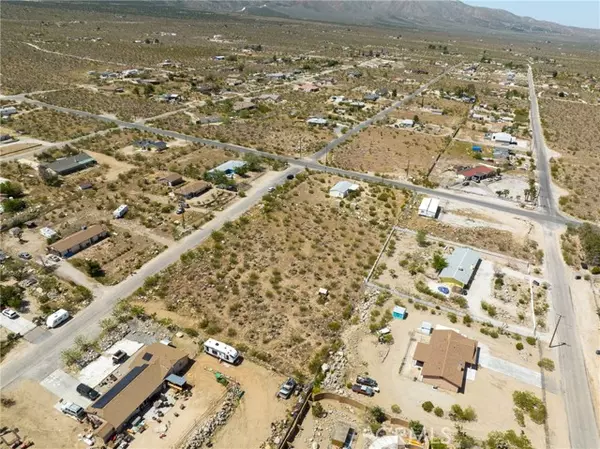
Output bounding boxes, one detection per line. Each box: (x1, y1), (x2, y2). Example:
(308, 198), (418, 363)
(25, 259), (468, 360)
(516, 342), (524, 350)
(513, 390), (547, 424)
(537, 358), (555, 371)
(422, 401), (434, 413)
(526, 336), (537, 346)
(447, 312), (458, 323)
(391, 404), (401, 414)
(434, 407), (444, 417)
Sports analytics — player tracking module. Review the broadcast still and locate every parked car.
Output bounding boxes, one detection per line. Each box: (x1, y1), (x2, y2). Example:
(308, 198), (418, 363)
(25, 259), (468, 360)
(2, 308), (18, 319)
(278, 377), (297, 399)
(596, 349), (600, 355)
(76, 383), (100, 400)
(61, 402), (85, 419)
(18, 252), (32, 260)
(112, 350), (127, 364)
(287, 174), (295, 180)
(351, 384), (374, 397)
(356, 376), (378, 388)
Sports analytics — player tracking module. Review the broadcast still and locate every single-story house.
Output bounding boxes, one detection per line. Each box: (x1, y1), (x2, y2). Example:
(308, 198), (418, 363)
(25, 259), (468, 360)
(331, 422), (355, 448)
(256, 94), (281, 103)
(87, 343), (189, 441)
(397, 119), (414, 128)
(196, 116), (223, 125)
(458, 165), (495, 181)
(413, 329), (478, 392)
(363, 93), (379, 101)
(233, 101), (256, 113)
(133, 140), (168, 151)
(159, 173), (184, 187)
(329, 181), (360, 199)
(307, 117), (328, 126)
(197, 84), (218, 94)
(439, 247), (481, 287)
(491, 132), (516, 144)
(47, 153), (97, 176)
(48, 224), (108, 258)
(209, 160), (246, 176)
(176, 180), (211, 199)
(418, 197), (440, 218)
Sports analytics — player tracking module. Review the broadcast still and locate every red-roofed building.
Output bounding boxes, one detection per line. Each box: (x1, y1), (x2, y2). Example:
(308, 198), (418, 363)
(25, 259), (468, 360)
(458, 165), (496, 181)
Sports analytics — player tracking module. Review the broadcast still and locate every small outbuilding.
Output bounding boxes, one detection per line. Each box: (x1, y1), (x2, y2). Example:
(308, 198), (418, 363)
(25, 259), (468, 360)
(491, 132), (516, 144)
(331, 422), (355, 448)
(392, 305), (406, 320)
(418, 197), (440, 218)
(329, 181), (359, 199)
(420, 321), (433, 336)
(159, 173), (184, 187)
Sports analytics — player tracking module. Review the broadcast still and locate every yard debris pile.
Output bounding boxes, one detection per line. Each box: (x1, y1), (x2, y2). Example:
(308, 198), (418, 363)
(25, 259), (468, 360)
(322, 349), (348, 393)
(76, 323), (130, 368)
(302, 404), (364, 449)
(182, 385), (243, 449)
(128, 318), (173, 343)
(260, 419), (290, 448)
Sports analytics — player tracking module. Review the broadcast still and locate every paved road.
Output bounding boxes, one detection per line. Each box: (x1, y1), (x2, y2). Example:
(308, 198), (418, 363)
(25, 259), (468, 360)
(528, 65), (600, 449)
(310, 64), (458, 161)
(0, 166), (300, 389)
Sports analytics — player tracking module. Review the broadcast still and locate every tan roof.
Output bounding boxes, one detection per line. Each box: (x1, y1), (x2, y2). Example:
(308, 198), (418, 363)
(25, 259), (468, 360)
(88, 343), (188, 430)
(233, 101), (256, 112)
(176, 180), (210, 196)
(416, 330), (477, 388)
(160, 173), (183, 183)
(50, 224), (107, 253)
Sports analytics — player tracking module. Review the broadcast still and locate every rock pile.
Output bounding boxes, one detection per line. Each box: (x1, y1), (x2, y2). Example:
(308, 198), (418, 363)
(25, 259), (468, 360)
(359, 288), (379, 323)
(322, 349), (347, 394)
(183, 385), (243, 449)
(76, 323), (130, 368)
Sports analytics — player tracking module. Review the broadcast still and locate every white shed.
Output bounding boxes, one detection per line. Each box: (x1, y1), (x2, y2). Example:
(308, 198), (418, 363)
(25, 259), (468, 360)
(329, 181), (360, 199)
(420, 321), (433, 335)
(491, 132), (516, 144)
(40, 227), (58, 239)
(418, 197), (440, 218)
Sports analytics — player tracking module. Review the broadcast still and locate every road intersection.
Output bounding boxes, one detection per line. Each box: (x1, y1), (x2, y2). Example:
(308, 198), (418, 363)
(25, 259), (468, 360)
(1, 65), (598, 448)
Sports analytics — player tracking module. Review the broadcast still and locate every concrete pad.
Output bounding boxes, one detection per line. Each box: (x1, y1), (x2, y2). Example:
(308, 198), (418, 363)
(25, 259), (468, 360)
(466, 259), (494, 317)
(479, 345), (542, 389)
(40, 369), (91, 408)
(23, 326), (51, 343)
(78, 339), (143, 388)
(0, 314), (37, 335)
(466, 367), (477, 381)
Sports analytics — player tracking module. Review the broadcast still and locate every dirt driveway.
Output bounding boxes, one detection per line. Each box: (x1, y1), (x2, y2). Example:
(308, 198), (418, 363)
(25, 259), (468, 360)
(196, 354), (289, 449)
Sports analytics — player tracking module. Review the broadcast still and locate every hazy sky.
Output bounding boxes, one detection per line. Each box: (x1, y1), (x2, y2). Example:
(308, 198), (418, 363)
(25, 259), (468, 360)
(463, 0), (600, 29)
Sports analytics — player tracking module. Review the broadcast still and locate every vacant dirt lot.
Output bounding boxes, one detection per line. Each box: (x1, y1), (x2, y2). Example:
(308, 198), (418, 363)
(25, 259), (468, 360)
(127, 173), (406, 375)
(149, 113), (333, 156)
(5, 108), (115, 142)
(540, 99), (600, 221)
(0, 380), (82, 449)
(330, 126), (447, 180)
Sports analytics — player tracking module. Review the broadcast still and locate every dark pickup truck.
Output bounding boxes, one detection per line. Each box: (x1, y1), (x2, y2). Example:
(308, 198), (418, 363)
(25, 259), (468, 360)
(351, 384), (374, 397)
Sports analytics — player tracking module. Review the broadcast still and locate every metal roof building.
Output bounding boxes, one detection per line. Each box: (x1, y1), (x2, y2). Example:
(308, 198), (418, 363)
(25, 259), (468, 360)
(47, 152), (96, 176)
(329, 181), (359, 199)
(439, 247), (481, 287)
(208, 160), (247, 175)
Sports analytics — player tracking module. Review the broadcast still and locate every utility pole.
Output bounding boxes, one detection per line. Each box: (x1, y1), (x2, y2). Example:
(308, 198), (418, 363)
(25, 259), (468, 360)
(549, 314), (563, 348)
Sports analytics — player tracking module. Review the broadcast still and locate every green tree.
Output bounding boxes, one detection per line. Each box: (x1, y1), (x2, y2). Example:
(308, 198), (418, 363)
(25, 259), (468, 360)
(434, 407), (444, 417)
(2, 198), (26, 213)
(312, 401), (325, 418)
(454, 425), (478, 449)
(370, 406), (387, 423)
(484, 430), (533, 449)
(0, 285), (23, 309)
(431, 438), (448, 449)
(409, 420), (425, 441)
(85, 260), (104, 278)
(0, 181), (23, 197)
(422, 401), (434, 412)
(432, 253), (448, 271)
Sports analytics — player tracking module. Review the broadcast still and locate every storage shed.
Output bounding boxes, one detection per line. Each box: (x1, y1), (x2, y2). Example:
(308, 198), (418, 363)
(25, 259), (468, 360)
(418, 197), (440, 218)
(420, 321), (433, 336)
(392, 306), (406, 320)
(329, 181), (359, 199)
(331, 422), (355, 448)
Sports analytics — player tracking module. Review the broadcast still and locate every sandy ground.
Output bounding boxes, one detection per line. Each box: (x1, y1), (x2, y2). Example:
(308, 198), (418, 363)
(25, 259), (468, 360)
(85, 150), (136, 181)
(0, 379), (82, 449)
(129, 359), (227, 449)
(199, 355), (290, 449)
(345, 306), (569, 448)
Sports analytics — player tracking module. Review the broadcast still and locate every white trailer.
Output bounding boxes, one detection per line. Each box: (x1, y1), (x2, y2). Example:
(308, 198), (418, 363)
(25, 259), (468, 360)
(418, 197), (440, 218)
(113, 204), (128, 219)
(203, 338), (239, 364)
(46, 309), (69, 328)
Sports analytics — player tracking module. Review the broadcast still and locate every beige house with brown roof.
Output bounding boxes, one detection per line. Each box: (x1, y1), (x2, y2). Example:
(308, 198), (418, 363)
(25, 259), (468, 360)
(413, 329), (478, 392)
(47, 224), (108, 257)
(176, 180), (211, 199)
(87, 343), (189, 441)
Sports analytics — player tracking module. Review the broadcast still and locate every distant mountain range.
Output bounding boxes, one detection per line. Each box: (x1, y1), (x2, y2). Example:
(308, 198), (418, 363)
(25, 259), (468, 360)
(179, 0), (599, 38)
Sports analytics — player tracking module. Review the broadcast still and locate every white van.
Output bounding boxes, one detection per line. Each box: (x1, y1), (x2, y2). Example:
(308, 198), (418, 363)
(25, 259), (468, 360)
(46, 309), (69, 328)
(203, 338), (239, 364)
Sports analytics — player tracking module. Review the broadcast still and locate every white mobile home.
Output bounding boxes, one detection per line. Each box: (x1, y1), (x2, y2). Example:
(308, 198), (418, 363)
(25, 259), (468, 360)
(329, 181), (360, 199)
(418, 197), (440, 218)
(204, 338), (240, 364)
(46, 309), (69, 328)
(113, 204), (128, 219)
(491, 132), (516, 144)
